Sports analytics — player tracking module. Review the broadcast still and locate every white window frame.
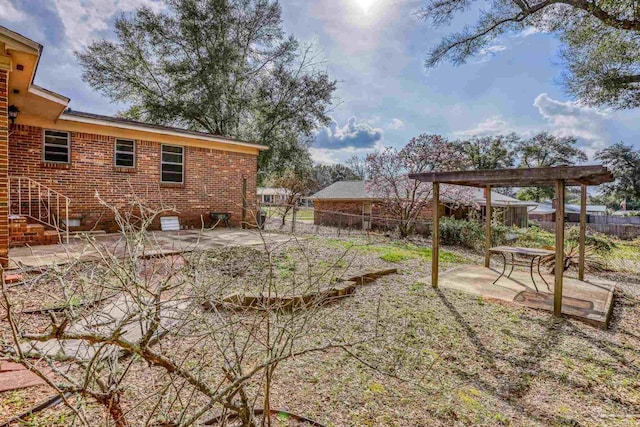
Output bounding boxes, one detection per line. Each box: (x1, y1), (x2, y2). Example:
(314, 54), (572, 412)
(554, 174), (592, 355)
(114, 139), (136, 168)
(160, 144), (184, 184)
(43, 129), (71, 164)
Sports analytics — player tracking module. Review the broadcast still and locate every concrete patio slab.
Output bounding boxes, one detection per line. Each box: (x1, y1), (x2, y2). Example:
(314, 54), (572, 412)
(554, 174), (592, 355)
(8, 229), (293, 269)
(438, 265), (615, 328)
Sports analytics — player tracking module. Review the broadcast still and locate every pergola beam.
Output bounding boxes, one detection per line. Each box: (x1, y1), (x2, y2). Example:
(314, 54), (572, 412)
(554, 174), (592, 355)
(432, 182), (440, 288)
(579, 184), (587, 281)
(409, 165), (613, 188)
(554, 180), (565, 316)
(409, 165), (611, 186)
(485, 185), (491, 268)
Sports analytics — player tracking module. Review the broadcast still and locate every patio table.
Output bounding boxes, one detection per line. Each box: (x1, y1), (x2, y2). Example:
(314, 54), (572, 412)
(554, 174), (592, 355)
(489, 246), (555, 292)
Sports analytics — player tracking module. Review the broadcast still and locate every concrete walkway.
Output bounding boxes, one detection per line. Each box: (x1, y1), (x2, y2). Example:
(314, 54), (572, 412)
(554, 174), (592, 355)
(9, 229), (293, 269)
(438, 265), (615, 328)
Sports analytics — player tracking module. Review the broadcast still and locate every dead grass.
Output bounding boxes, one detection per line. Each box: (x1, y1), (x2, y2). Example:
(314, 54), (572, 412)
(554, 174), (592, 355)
(1, 235), (639, 426)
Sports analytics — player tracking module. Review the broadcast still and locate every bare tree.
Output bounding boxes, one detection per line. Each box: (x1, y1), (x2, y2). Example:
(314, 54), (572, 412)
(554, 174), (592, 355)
(269, 168), (313, 227)
(366, 134), (471, 237)
(1, 194), (380, 426)
(345, 155), (368, 180)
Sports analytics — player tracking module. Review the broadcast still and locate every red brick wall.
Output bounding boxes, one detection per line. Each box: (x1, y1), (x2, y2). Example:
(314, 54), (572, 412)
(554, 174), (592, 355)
(0, 70), (8, 266)
(313, 200), (365, 228)
(9, 124), (258, 232)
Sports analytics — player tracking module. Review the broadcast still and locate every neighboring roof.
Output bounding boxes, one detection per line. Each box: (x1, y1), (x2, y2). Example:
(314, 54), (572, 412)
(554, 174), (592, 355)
(529, 203), (555, 215)
(257, 187), (287, 196)
(469, 188), (537, 207)
(566, 204), (607, 214)
(61, 110), (269, 150)
(409, 165), (614, 187)
(529, 202), (608, 215)
(310, 181), (373, 200)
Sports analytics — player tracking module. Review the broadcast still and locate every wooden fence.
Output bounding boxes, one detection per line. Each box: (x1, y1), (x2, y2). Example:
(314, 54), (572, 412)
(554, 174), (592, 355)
(537, 220), (640, 240)
(588, 215), (640, 225)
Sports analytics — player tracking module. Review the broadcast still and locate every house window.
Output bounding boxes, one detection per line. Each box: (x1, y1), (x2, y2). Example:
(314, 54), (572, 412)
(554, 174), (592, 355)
(114, 139), (136, 168)
(161, 144), (184, 183)
(43, 130), (70, 163)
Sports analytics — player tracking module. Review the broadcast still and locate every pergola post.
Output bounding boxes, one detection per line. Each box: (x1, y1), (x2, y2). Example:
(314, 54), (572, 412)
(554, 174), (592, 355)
(485, 185), (492, 268)
(432, 182), (440, 288)
(554, 180), (565, 316)
(578, 184), (587, 281)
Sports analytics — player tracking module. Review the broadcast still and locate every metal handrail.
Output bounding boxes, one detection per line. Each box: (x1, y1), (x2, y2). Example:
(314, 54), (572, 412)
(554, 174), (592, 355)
(8, 176), (70, 244)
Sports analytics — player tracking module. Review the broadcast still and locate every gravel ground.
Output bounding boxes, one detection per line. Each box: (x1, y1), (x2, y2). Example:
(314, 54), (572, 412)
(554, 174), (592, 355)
(1, 233), (639, 426)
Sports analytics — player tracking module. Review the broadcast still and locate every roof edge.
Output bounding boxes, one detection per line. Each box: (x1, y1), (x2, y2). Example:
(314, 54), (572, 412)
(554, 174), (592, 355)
(29, 84), (70, 105)
(60, 111), (269, 151)
(0, 26), (42, 54)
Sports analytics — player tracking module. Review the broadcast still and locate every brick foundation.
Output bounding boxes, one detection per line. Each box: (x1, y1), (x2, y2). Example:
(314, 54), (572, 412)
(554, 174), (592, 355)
(9, 125), (258, 233)
(0, 69), (9, 266)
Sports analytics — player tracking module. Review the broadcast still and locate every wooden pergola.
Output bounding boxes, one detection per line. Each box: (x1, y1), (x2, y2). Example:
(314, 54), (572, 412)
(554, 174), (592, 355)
(408, 165), (615, 317)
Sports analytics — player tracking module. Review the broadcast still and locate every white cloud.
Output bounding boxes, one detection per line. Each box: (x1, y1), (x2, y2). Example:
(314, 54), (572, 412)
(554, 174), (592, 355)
(474, 44), (507, 63)
(314, 117), (383, 150)
(0, 0), (26, 22)
(309, 147), (339, 165)
(533, 93), (611, 150)
(387, 118), (404, 130)
(52, 0), (165, 51)
(452, 116), (526, 138)
(516, 27), (542, 38)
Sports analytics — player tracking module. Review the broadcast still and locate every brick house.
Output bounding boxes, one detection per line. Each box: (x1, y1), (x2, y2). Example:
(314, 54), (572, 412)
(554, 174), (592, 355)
(0, 26), (267, 264)
(311, 181), (535, 231)
(310, 181), (437, 232)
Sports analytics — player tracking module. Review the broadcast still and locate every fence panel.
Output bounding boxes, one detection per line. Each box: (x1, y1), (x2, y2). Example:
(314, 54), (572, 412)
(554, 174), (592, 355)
(588, 215), (640, 225)
(537, 220), (640, 240)
(260, 204), (433, 238)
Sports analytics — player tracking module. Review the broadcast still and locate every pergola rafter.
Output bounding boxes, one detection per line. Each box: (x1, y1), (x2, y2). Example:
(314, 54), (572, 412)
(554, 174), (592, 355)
(409, 165), (615, 317)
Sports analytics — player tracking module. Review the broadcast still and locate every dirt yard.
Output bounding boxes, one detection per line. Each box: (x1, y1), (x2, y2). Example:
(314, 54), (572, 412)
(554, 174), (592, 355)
(1, 232), (639, 426)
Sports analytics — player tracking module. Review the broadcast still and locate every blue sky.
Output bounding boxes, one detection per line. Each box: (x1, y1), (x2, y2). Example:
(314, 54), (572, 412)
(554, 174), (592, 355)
(2, 0), (639, 165)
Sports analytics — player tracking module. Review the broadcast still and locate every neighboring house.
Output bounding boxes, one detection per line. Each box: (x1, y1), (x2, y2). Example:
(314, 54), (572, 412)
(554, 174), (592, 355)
(0, 26), (267, 263)
(529, 201), (608, 222)
(257, 187), (288, 205)
(310, 181), (387, 230)
(465, 188), (535, 228)
(310, 181), (534, 230)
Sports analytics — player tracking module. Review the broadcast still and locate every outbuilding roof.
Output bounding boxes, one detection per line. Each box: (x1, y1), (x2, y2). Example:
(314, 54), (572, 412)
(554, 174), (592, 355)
(310, 181), (536, 207)
(309, 181), (374, 200)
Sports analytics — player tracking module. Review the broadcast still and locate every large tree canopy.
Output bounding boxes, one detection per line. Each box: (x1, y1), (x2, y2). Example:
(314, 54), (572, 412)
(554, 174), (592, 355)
(515, 132), (588, 201)
(595, 142), (640, 208)
(77, 0), (336, 176)
(418, 1), (640, 108)
(455, 134), (519, 170)
(311, 164), (360, 193)
(517, 132), (588, 168)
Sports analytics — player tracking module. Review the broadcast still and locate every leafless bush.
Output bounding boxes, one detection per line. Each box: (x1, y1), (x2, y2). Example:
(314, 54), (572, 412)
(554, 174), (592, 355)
(1, 196), (380, 427)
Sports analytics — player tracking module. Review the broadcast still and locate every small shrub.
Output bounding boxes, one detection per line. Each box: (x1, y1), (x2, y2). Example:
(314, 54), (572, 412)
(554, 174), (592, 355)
(565, 227), (616, 254)
(439, 217), (509, 251)
(516, 225), (555, 248)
